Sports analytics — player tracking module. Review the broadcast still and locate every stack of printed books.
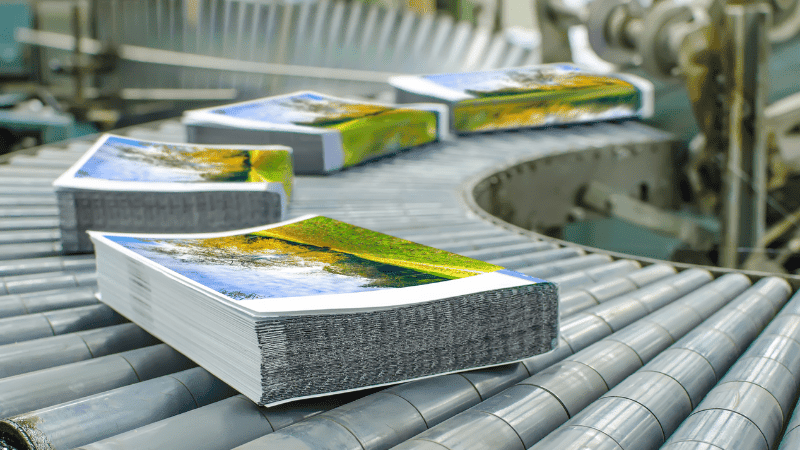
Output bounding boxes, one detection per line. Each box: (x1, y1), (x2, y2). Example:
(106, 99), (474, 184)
(390, 63), (653, 133)
(183, 91), (448, 174)
(53, 134), (293, 253)
(90, 215), (558, 406)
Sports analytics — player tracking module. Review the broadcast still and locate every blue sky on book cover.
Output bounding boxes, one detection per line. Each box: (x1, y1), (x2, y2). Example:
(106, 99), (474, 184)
(209, 92), (390, 126)
(75, 136), (284, 184)
(106, 216), (503, 300)
(422, 64), (582, 95)
(207, 93), (438, 168)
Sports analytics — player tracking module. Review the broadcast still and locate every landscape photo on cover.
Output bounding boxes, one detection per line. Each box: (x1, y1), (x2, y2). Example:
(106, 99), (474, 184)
(423, 66), (641, 132)
(106, 216), (502, 300)
(76, 136), (291, 191)
(212, 93), (438, 167)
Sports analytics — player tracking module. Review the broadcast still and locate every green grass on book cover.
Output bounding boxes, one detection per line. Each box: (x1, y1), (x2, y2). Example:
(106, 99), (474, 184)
(210, 92), (438, 167)
(70, 135), (292, 197)
(105, 216), (505, 300)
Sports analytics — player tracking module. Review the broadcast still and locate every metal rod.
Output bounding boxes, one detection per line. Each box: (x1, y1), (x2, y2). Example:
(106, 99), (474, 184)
(720, 2), (771, 268)
(0, 367), (236, 450)
(0, 255), (94, 277)
(73, 392), (363, 450)
(0, 303), (123, 346)
(0, 286), (98, 319)
(71, 3), (84, 107)
(14, 28), (399, 83)
(0, 344), (194, 418)
(0, 323), (158, 379)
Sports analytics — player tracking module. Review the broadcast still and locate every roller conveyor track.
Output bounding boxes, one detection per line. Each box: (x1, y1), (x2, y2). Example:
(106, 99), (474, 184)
(1, 120), (800, 450)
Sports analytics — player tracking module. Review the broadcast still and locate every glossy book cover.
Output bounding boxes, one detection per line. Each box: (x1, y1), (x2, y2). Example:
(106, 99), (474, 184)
(89, 215), (548, 316)
(54, 134), (293, 200)
(390, 63), (654, 133)
(184, 91), (447, 170)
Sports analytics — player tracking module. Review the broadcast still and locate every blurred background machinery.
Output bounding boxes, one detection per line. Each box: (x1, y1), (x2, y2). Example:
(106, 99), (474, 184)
(0, 0), (541, 151)
(531, 0), (800, 272)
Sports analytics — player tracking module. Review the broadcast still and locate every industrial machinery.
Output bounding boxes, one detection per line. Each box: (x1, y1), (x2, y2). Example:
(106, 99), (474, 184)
(2, 0), (540, 147)
(3, 0), (800, 448)
(532, 0), (800, 272)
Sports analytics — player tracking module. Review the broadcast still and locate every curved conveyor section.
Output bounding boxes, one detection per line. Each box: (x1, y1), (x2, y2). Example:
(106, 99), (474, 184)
(0, 119), (799, 450)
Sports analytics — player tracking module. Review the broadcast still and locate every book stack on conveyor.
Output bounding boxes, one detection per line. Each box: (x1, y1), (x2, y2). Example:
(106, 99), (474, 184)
(53, 135), (293, 253)
(183, 91), (448, 174)
(89, 215), (559, 406)
(390, 63), (653, 133)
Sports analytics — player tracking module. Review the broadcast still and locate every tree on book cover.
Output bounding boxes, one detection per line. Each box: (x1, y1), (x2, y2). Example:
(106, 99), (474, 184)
(106, 216), (503, 300)
(430, 67), (639, 132)
(391, 64), (649, 133)
(74, 136), (292, 197)
(211, 93), (438, 167)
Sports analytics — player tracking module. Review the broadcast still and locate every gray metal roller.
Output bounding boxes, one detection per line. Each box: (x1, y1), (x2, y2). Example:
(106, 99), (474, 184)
(0, 255), (94, 277)
(0, 344), (195, 418)
(6, 156), (75, 169)
(578, 259), (644, 281)
(624, 263), (684, 287)
(567, 269), (712, 337)
(458, 241), (557, 261)
(398, 228), (513, 244)
(0, 168), (65, 179)
(0, 242), (63, 261)
(606, 321), (676, 362)
(553, 267), (636, 293)
(72, 393), (352, 450)
(0, 367), (237, 450)
(0, 196), (56, 207)
(0, 207), (58, 218)
(0, 230), (60, 245)
(0, 196), (55, 207)
(665, 411), (770, 450)
(779, 385), (800, 448)
(0, 217), (59, 231)
(550, 261), (659, 291)
(0, 187), (57, 197)
(695, 382), (783, 447)
(569, 340), (643, 387)
(0, 178), (58, 187)
(528, 277), (791, 450)
(0, 304), (125, 346)
(717, 357), (796, 422)
(0, 323), (158, 378)
(418, 235), (532, 253)
(489, 246), (586, 269)
(518, 254), (613, 278)
(0, 286), (99, 319)
(557, 265), (676, 315)
(559, 290), (603, 315)
(1, 271), (96, 296)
